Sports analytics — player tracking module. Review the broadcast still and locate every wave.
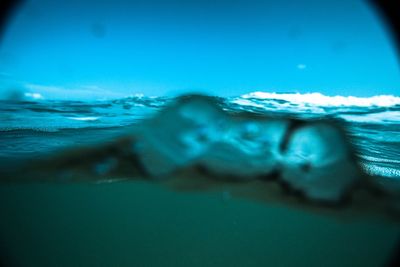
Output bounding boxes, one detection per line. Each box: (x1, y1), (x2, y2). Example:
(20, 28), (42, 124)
(67, 116), (100, 121)
(0, 126), (61, 133)
(1, 92), (399, 184)
(0, 125), (129, 134)
(362, 164), (400, 179)
(338, 111), (400, 124)
(241, 92), (400, 107)
(6, 94), (399, 222)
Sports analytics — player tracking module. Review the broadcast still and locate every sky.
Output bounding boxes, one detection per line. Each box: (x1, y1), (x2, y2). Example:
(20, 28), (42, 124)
(0, 0), (399, 99)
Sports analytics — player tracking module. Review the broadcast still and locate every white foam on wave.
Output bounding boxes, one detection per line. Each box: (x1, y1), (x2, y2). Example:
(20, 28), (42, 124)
(231, 99), (266, 109)
(339, 111), (400, 123)
(231, 97), (326, 113)
(362, 164), (400, 178)
(242, 92), (400, 107)
(67, 117), (100, 121)
(360, 155), (400, 164)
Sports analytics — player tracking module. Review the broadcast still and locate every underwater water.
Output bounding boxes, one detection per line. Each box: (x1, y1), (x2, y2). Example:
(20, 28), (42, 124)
(1, 92), (400, 266)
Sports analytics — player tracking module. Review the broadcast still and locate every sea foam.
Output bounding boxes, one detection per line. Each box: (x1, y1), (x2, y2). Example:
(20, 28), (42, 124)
(241, 92), (400, 107)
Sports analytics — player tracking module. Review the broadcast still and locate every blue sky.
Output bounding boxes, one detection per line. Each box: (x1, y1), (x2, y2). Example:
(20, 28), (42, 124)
(0, 0), (399, 99)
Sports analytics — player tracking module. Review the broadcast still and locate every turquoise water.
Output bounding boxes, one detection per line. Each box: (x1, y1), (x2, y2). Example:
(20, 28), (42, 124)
(0, 182), (399, 267)
(1, 93), (400, 266)
(1, 93), (400, 178)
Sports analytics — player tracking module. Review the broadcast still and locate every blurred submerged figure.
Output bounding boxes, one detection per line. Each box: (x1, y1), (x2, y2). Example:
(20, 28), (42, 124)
(3, 95), (400, 222)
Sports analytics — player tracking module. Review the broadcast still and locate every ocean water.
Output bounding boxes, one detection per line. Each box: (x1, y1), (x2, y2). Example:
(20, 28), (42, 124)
(1, 92), (400, 266)
(1, 92), (399, 179)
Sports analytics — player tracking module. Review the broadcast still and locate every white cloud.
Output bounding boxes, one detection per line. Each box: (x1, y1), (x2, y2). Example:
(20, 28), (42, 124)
(24, 83), (125, 100)
(297, 64), (306, 70)
(24, 92), (43, 100)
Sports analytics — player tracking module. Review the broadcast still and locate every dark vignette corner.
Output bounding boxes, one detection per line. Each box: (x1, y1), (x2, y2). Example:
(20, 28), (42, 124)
(0, 1), (399, 267)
